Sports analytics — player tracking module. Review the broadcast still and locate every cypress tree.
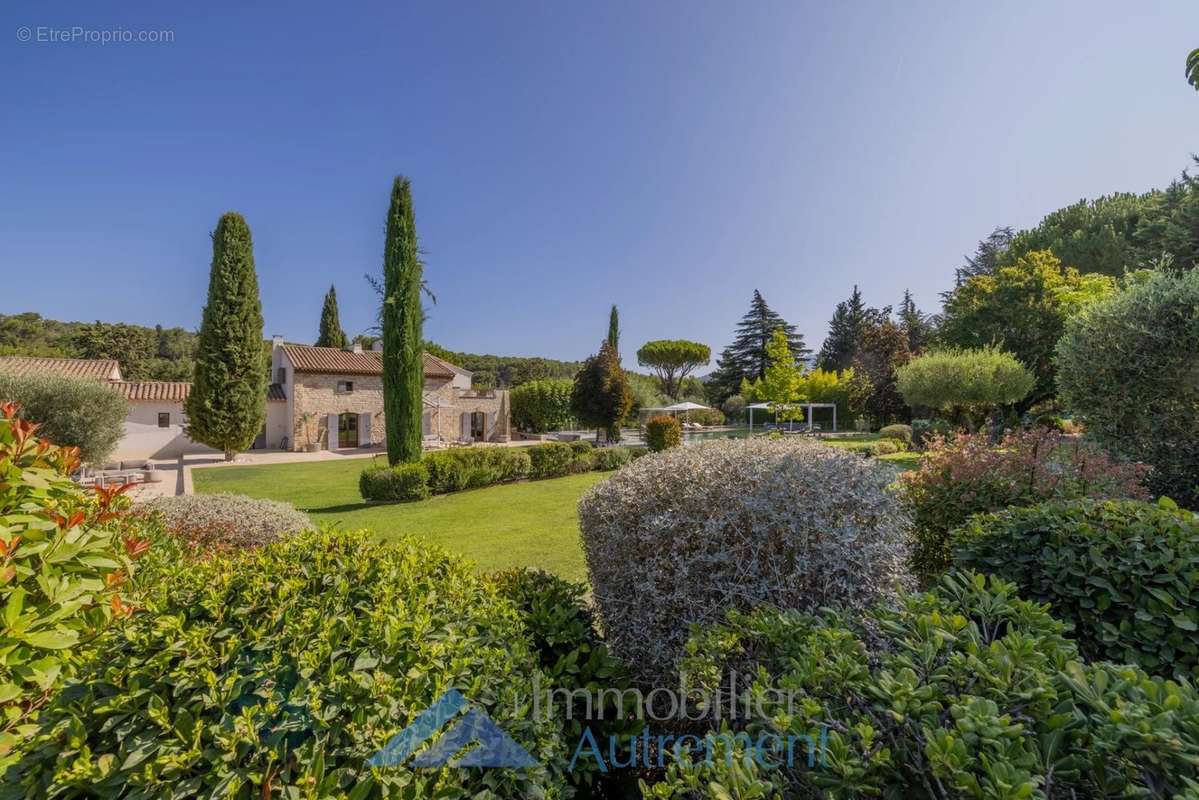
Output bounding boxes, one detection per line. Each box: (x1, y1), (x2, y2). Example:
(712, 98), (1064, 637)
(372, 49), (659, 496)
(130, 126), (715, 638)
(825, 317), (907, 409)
(316, 284), (349, 348)
(185, 212), (266, 461)
(607, 304), (620, 353)
(381, 177), (424, 465)
(708, 290), (809, 400)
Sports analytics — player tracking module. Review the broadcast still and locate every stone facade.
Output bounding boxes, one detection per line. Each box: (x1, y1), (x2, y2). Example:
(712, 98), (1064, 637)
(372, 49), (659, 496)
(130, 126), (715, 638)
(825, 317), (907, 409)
(276, 342), (511, 450)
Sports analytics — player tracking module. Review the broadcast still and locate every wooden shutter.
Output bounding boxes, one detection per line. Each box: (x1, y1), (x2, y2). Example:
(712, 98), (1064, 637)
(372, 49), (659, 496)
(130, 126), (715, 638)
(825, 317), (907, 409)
(326, 413), (338, 449)
(358, 412), (371, 447)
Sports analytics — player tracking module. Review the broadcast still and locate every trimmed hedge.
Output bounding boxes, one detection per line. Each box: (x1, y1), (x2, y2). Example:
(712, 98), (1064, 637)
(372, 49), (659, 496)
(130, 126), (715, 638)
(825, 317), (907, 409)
(360, 441), (621, 502)
(954, 498), (1199, 680)
(6, 530), (569, 797)
(648, 571), (1199, 799)
(644, 415), (681, 452)
(140, 492), (313, 549)
(359, 462), (430, 502)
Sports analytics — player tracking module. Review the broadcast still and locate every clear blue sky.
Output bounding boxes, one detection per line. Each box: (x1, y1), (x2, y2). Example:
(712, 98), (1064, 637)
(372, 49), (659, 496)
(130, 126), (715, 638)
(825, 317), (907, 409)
(3, 1), (1196, 361)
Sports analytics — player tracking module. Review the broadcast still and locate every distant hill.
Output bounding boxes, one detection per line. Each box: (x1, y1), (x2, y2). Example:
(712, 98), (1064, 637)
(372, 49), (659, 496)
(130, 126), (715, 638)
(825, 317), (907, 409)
(0, 312), (197, 381)
(422, 342), (582, 389)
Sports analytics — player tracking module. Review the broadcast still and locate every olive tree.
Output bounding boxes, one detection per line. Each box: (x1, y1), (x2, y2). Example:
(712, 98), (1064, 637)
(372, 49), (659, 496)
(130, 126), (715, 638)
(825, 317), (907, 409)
(896, 347), (1034, 428)
(0, 373), (127, 464)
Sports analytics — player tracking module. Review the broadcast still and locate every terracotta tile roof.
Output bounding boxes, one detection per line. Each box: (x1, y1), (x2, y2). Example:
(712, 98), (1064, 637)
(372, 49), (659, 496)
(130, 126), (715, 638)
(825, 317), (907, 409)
(0, 356), (122, 381)
(108, 381), (191, 402)
(280, 344), (457, 379)
(108, 381), (287, 403)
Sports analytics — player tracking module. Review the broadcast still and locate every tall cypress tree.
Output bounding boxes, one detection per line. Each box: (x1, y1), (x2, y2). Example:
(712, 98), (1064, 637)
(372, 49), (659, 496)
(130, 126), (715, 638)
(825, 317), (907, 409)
(708, 290), (808, 400)
(816, 285), (869, 371)
(381, 177), (424, 465)
(607, 304), (620, 353)
(185, 212), (266, 461)
(316, 284), (349, 348)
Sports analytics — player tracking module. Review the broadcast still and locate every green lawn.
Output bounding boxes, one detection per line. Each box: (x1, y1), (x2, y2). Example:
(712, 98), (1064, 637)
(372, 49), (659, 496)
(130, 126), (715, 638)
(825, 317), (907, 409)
(191, 458), (608, 580)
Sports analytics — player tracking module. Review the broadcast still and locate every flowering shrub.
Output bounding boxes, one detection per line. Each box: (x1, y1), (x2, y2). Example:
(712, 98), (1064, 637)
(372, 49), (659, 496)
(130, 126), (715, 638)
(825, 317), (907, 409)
(0, 403), (139, 761)
(954, 498), (1199, 680)
(578, 438), (912, 685)
(139, 492), (312, 550)
(911, 417), (952, 449)
(647, 572), (1199, 799)
(6, 530), (569, 798)
(899, 429), (1149, 584)
(644, 415), (681, 452)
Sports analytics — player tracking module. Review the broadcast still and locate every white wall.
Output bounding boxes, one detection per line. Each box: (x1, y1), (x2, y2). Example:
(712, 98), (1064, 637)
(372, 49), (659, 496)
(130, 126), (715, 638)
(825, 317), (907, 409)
(264, 400), (289, 449)
(112, 401), (217, 463)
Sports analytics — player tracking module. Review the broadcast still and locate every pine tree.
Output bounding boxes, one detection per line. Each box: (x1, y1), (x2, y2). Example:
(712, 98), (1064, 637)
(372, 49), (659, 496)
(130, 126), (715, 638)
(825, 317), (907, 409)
(815, 285), (868, 372)
(381, 177), (424, 465)
(184, 212), (266, 461)
(708, 290), (808, 401)
(897, 289), (933, 355)
(571, 340), (632, 443)
(315, 285), (349, 348)
(607, 304), (620, 353)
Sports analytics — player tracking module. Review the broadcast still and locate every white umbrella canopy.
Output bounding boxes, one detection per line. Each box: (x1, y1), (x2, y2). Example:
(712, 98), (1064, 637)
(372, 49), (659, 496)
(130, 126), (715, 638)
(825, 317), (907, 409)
(662, 401), (712, 412)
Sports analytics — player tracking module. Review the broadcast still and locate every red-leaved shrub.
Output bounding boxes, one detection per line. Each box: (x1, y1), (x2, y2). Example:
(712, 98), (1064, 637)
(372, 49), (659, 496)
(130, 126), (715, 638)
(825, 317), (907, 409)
(900, 429), (1149, 584)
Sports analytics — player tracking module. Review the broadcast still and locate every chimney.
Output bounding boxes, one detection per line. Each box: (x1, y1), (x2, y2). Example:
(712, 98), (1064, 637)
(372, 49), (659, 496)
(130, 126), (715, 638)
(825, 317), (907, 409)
(352, 341), (363, 354)
(271, 335), (284, 349)
(372, 340), (383, 352)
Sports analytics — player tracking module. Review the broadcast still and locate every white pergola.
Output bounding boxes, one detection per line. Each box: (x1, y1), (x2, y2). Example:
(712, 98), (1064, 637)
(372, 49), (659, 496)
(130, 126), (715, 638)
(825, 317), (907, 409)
(746, 401), (837, 432)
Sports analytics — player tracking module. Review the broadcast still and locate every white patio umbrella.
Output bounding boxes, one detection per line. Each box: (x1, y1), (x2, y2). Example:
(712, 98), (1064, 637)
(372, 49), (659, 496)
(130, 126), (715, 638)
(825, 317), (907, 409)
(662, 401), (712, 423)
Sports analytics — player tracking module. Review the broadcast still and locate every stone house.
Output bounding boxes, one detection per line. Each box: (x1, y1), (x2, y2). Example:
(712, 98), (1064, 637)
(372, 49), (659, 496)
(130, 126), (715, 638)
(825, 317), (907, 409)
(273, 339), (510, 450)
(0, 344), (509, 460)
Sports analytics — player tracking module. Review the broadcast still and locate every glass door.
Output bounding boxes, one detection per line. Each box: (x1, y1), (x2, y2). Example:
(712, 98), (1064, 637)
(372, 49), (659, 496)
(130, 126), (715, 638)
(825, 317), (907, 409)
(338, 413), (358, 448)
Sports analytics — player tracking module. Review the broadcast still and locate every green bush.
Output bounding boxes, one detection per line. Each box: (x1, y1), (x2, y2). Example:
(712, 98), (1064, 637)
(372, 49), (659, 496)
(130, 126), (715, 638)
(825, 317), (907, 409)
(509, 378), (574, 433)
(899, 428), (1150, 585)
(6, 530), (568, 797)
(140, 492), (313, 548)
(878, 423), (912, 445)
(567, 439), (593, 456)
(862, 438), (902, 456)
(358, 462), (430, 502)
(646, 572), (1199, 799)
(0, 405), (138, 762)
(0, 374), (128, 465)
(578, 438), (912, 686)
(1057, 269), (1199, 508)
(592, 446), (631, 471)
(644, 415), (682, 452)
(527, 441), (575, 479)
(488, 569), (636, 790)
(895, 346), (1034, 425)
(423, 448), (530, 494)
(953, 498), (1199, 680)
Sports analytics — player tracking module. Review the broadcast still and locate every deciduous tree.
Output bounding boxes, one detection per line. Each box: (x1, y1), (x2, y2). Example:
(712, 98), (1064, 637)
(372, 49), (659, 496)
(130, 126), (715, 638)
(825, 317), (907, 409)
(571, 340), (631, 442)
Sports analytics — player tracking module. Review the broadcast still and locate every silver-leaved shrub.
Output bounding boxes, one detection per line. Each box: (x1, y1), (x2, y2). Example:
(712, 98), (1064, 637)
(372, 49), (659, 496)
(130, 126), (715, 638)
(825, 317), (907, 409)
(140, 492), (312, 550)
(577, 438), (913, 686)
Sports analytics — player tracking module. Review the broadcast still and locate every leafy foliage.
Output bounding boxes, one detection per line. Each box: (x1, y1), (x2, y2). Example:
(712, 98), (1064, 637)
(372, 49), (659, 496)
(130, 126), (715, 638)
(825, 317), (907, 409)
(1190, 47), (1199, 91)
(578, 438), (912, 686)
(939, 250), (1116, 406)
(756, 329), (803, 423)
(899, 429), (1151, 585)
(0, 404), (138, 761)
(5, 530), (569, 798)
(635, 340), (711, 400)
(139, 492), (313, 550)
(315, 284), (348, 348)
(851, 314), (912, 425)
(424, 447), (531, 492)
(592, 445), (631, 471)
(649, 572), (1199, 800)
(1056, 268), (1199, 508)
(381, 177), (424, 465)
(896, 347), (1034, 426)
(358, 462), (431, 502)
(185, 212), (267, 460)
(571, 340), (632, 442)
(954, 498), (1199, 680)
(644, 415), (681, 452)
(509, 378), (575, 433)
(0, 373), (128, 465)
(422, 343), (582, 391)
(488, 568), (636, 790)
(878, 423), (912, 445)
(708, 290), (810, 402)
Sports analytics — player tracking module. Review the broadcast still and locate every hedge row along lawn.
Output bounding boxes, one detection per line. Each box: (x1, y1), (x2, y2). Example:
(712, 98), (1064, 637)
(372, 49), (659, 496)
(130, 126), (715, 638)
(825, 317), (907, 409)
(191, 457), (607, 580)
